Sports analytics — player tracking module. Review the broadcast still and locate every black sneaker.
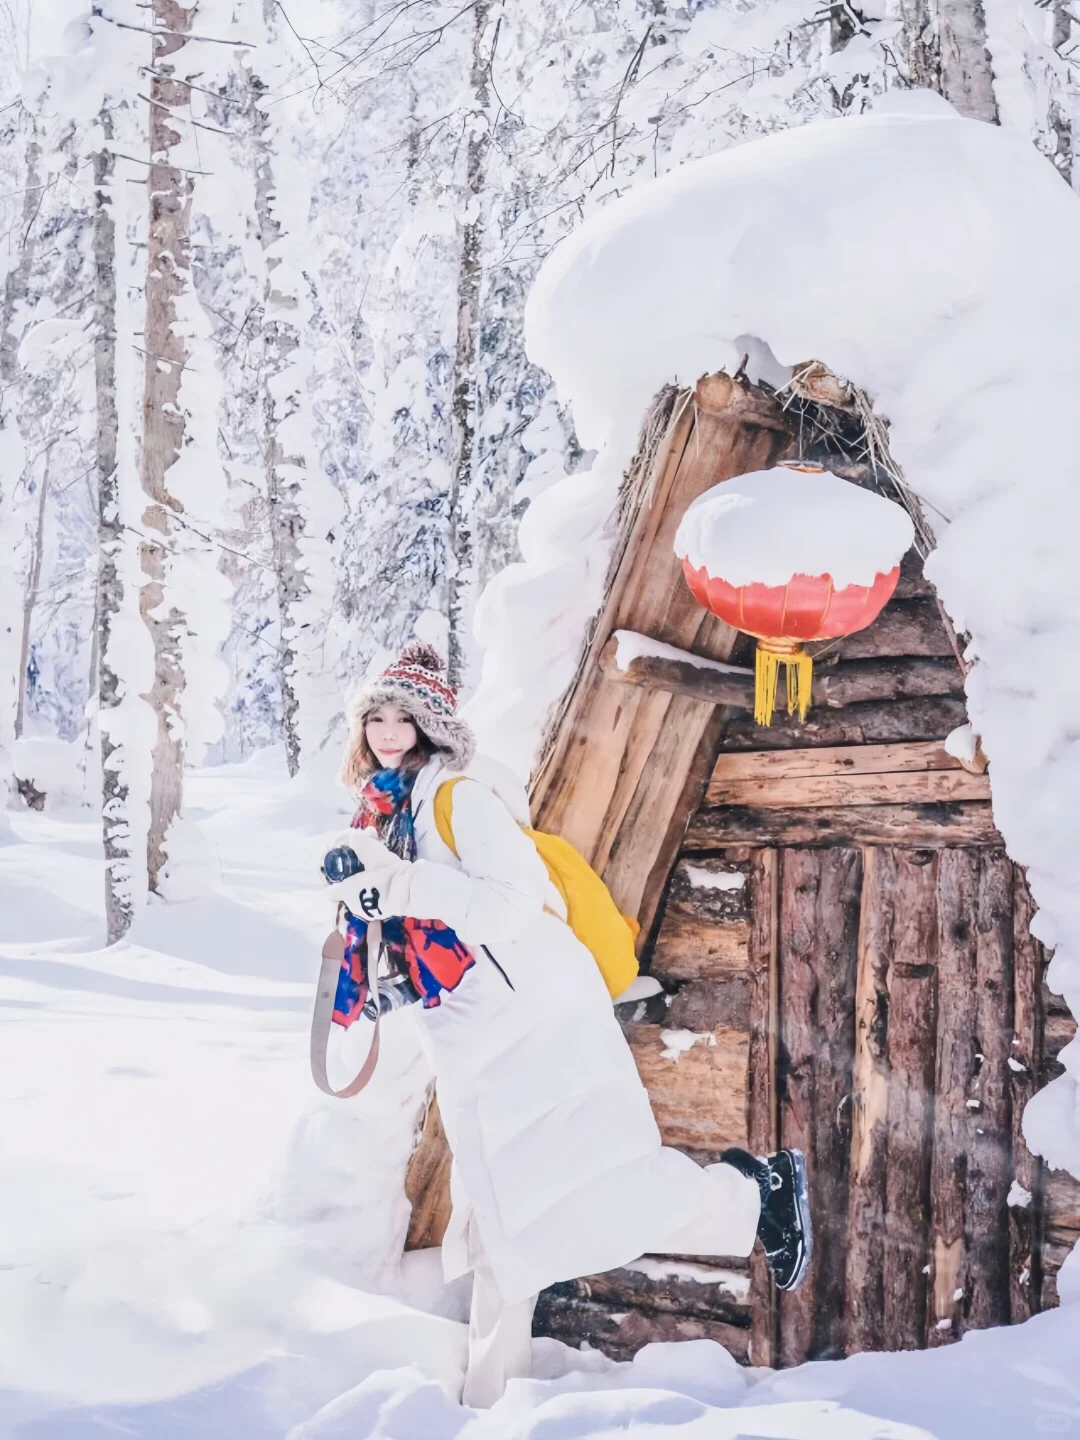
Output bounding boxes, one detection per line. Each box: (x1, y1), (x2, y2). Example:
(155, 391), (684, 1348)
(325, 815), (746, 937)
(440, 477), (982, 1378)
(720, 1145), (813, 1292)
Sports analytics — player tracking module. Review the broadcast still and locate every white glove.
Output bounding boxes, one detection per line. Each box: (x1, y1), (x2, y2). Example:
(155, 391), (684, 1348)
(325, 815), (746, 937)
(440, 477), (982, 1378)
(330, 836), (413, 921)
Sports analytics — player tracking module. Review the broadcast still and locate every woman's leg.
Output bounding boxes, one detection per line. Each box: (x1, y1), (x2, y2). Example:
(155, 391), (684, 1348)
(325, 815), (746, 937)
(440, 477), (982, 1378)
(462, 1223), (536, 1409)
(656, 1158), (761, 1258)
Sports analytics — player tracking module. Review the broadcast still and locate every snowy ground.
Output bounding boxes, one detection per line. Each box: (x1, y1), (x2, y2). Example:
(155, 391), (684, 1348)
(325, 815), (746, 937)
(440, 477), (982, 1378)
(2, 748), (1078, 1439)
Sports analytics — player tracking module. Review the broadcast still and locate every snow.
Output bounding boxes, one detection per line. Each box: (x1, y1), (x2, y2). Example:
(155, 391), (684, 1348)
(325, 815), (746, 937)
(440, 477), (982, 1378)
(673, 466), (914, 589)
(623, 1257), (752, 1294)
(944, 723), (979, 765)
(683, 865), (746, 892)
(659, 1027), (716, 1061)
(5, 746), (1080, 1437)
(474, 98), (1080, 1193)
(612, 629), (750, 677)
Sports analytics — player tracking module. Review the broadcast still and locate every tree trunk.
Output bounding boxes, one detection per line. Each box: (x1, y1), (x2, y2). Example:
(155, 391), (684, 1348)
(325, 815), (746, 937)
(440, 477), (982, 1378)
(14, 444), (51, 737)
(445, 2), (492, 687)
(251, 48), (307, 778)
(898, 0), (998, 122)
(0, 121), (42, 788)
(94, 120), (133, 944)
(141, 0), (195, 892)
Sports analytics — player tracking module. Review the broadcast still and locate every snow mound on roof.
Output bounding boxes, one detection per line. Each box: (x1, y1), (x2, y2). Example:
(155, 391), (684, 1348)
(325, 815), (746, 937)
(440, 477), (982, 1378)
(673, 467), (915, 588)
(470, 96), (1080, 1181)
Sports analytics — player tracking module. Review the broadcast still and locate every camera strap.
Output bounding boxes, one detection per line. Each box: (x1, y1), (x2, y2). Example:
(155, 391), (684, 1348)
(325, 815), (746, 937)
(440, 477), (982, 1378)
(310, 903), (384, 1098)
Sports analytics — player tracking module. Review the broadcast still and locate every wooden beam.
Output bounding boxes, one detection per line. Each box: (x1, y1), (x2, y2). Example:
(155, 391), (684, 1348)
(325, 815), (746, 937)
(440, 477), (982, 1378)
(533, 1285), (751, 1364)
(1011, 866), (1046, 1322)
(626, 1023), (749, 1151)
(707, 769), (992, 810)
(966, 852), (1015, 1332)
(777, 848), (862, 1364)
(845, 846), (892, 1354)
(685, 801), (1001, 850)
(881, 852), (939, 1353)
(747, 847), (780, 1369)
(722, 696), (970, 750)
(822, 599), (956, 660)
(651, 856), (750, 977)
(928, 848), (979, 1345)
(601, 634), (964, 714)
(711, 741), (961, 783)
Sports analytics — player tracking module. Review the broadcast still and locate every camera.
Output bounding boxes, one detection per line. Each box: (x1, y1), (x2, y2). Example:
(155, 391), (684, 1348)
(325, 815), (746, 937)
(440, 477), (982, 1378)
(321, 845), (364, 885)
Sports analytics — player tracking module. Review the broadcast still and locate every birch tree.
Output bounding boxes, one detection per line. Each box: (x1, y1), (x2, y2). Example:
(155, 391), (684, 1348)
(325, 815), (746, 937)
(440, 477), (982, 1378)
(251, 59), (308, 778)
(445, 1), (493, 688)
(140, 1), (196, 893)
(93, 123), (134, 942)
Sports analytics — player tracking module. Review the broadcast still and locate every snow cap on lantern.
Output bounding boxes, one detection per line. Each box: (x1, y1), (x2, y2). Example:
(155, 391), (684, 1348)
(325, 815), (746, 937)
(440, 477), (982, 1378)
(674, 463), (915, 725)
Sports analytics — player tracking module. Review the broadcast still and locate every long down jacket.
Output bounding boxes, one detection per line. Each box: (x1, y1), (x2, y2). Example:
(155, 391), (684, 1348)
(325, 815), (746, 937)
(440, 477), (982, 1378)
(402, 755), (720, 1305)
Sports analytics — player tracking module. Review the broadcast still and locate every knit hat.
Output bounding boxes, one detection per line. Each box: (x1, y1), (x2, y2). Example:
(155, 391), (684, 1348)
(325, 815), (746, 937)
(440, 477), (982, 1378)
(348, 642), (475, 771)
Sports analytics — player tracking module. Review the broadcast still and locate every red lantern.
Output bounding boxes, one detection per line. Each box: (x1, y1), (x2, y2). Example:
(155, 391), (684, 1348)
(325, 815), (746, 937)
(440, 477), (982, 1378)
(675, 463), (910, 725)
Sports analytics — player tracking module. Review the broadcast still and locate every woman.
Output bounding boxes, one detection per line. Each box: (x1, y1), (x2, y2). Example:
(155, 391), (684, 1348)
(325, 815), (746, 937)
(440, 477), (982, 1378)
(328, 643), (812, 1406)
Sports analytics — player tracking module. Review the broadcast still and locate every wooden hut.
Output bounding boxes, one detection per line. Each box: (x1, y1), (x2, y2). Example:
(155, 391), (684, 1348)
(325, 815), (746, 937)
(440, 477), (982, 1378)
(406, 370), (1079, 1368)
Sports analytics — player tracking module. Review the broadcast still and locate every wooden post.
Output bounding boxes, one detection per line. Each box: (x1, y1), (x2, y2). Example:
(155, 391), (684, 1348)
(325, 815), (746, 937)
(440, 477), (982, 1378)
(747, 847), (779, 1367)
(845, 846), (892, 1353)
(965, 851), (1014, 1331)
(1010, 867), (1045, 1320)
(881, 849), (938, 1353)
(777, 847), (862, 1364)
(928, 848), (978, 1344)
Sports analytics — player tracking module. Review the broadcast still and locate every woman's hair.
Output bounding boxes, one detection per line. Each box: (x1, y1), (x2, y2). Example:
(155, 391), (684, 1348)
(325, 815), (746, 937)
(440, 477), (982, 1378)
(341, 708), (443, 796)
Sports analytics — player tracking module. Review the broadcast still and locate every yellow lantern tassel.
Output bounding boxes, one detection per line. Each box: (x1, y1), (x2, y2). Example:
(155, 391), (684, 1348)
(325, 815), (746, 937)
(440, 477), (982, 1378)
(755, 640), (814, 726)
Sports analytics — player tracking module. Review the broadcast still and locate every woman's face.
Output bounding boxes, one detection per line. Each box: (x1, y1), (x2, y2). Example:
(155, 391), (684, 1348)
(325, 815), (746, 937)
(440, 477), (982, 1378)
(365, 703), (418, 770)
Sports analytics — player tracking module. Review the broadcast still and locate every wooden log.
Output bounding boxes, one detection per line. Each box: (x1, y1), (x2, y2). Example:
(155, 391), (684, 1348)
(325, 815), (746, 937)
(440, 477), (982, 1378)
(965, 851), (1015, 1332)
(710, 740), (961, 785)
(601, 692), (727, 923)
(543, 1261), (751, 1321)
(665, 976), (751, 1031)
(722, 696), (970, 750)
(1010, 866), (1045, 1322)
(881, 850), (939, 1353)
(627, 1023), (749, 1151)
(894, 547), (936, 600)
(651, 915), (749, 978)
(746, 847), (780, 1369)
(651, 858), (750, 978)
(600, 633), (754, 709)
(404, 1091), (453, 1251)
(777, 847), (862, 1365)
(816, 657), (964, 709)
(927, 849), (978, 1345)
(844, 848), (893, 1353)
(685, 801), (1001, 851)
(636, 703), (733, 961)
(823, 599), (956, 660)
(601, 636), (963, 714)
(707, 769), (991, 811)
(532, 1289), (751, 1364)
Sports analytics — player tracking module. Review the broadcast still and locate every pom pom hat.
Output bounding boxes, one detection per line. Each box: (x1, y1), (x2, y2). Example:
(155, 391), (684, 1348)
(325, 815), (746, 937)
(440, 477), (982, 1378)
(348, 642), (475, 771)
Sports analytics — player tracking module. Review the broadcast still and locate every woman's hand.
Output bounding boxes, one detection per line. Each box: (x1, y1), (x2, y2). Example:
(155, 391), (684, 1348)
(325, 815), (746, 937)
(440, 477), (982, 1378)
(330, 838), (413, 920)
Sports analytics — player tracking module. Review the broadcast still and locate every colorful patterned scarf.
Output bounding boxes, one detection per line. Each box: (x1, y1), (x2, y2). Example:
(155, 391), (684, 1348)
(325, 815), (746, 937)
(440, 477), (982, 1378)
(332, 767), (475, 1027)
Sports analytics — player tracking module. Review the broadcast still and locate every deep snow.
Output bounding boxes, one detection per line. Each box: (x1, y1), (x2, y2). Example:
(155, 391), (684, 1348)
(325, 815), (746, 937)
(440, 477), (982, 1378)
(2, 747), (1079, 1439)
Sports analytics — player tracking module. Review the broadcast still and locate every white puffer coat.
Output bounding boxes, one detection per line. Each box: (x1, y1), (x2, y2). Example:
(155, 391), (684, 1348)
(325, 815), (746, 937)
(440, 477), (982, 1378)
(402, 755), (724, 1305)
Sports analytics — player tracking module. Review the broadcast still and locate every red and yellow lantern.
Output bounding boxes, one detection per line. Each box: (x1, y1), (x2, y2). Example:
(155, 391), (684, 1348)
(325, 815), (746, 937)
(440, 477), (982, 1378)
(675, 463), (914, 726)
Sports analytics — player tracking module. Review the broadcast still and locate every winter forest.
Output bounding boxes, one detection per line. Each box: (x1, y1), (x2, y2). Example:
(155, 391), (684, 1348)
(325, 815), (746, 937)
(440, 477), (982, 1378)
(3, 0), (1075, 925)
(5, 0), (1080, 1436)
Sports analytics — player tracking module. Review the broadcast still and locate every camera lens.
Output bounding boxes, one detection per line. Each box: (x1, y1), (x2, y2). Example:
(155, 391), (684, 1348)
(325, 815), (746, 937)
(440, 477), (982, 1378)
(321, 846), (362, 884)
